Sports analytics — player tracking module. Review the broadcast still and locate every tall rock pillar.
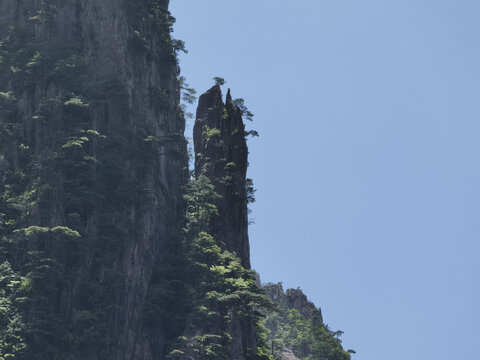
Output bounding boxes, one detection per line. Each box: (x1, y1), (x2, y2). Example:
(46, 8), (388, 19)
(193, 85), (251, 268)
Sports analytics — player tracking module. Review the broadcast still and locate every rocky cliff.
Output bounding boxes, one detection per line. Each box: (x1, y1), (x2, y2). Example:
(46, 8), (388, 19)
(0, 0), (186, 359)
(193, 85), (250, 268)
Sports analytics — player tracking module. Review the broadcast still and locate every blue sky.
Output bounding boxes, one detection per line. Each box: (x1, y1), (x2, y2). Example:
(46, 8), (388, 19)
(170, 1), (480, 359)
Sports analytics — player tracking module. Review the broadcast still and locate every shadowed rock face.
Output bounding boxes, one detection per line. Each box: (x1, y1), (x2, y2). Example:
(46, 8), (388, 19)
(193, 85), (251, 268)
(0, 1), (185, 359)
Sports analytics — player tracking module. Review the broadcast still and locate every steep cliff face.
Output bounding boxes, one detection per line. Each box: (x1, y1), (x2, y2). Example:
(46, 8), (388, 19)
(0, 0), (186, 359)
(193, 85), (250, 268)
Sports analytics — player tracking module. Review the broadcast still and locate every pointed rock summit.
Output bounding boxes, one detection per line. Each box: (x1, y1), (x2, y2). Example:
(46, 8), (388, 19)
(193, 85), (251, 268)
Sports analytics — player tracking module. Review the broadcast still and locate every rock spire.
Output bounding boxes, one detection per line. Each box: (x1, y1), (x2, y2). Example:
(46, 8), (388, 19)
(193, 85), (251, 268)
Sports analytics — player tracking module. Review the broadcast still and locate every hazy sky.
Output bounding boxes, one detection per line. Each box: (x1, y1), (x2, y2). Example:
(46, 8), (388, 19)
(170, 1), (480, 359)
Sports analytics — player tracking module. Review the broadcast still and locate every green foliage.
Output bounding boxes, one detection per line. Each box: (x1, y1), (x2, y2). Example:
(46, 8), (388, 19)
(63, 97), (89, 108)
(213, 77), (226, 86)
(263, 307), (351, 360)
(1, 227), (87, 359)
(245, 129), (260, 138)
(232, 98), (254, 122)
(172, 39), (188, 54)
(180, 76), (197, 104)
(179, 76), (197, 119)
(0, 262), (27, 360)
(159, 174), (275, 359)
(231, 98), (259, 139)
(125, 1), (186, 64)
(189, 231), (273, 316)
(184, 176), (221, 233)
(246, 178), (256, 204)
(203, 126), (222, 142)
